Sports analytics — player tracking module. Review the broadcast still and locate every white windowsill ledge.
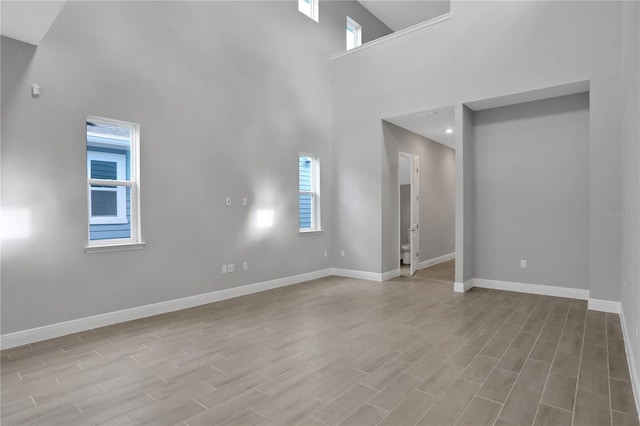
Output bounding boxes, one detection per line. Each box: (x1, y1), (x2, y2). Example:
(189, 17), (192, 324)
(86, 242), (146, 254)
(299, 229), (323, 234)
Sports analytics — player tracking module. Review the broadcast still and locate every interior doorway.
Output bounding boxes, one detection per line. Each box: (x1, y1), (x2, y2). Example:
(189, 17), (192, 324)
(384, 105), (456, 282)
(398, 152), (419, 276)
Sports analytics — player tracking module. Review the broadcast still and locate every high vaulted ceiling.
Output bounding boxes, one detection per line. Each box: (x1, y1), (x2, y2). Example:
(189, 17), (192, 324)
(1, 1), (66, 46)
(1, 1), (450, 47)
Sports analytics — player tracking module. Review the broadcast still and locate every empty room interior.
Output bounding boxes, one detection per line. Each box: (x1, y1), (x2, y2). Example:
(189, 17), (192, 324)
(1, 1), (639, 425)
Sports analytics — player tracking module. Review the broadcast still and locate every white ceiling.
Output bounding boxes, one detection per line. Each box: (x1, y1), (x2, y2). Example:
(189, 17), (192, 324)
(1, 1), (66, 46)
(385, 106), (455, 149)
(357, 0), (450, 32)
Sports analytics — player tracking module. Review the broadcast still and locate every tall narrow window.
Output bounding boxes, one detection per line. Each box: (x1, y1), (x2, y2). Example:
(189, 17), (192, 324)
(346, 17), (362, 50)
(298, 0), (318, 22)
(299, 154), (321, 232)
(86, 116), (141, 248)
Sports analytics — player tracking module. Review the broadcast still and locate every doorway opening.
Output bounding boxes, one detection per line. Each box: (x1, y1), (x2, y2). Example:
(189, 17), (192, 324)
(398, 152), (419, 277)
(384, 106), (456, 282)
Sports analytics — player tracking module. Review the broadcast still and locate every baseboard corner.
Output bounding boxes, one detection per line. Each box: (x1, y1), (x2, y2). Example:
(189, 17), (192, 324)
(454, 279), (473, 293)
(587, 298), (621, 313)
(381, 269), (401, 281)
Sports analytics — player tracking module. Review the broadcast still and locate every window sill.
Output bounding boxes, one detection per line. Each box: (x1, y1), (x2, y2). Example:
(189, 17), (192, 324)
(299, 229), (323, 234)
(85, 242), (146, 254)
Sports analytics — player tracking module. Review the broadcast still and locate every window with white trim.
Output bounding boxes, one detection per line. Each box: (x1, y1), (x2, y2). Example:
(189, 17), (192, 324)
(299, 154), (321, 231)
(86, 117), (141, 247)
(346, 17), (362, 50)
(298, 0), (318, 22)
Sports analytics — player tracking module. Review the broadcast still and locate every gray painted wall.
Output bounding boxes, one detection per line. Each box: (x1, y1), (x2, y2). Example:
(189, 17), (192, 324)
(619, 0), (640, 397)
(459, 105), (475, 283)
(382, 122), (455, 272)
(472, 93), (590, 289)
(0, 1), (391, 334)
(400, 185), (410, 247)
(334, 1), (623, 303)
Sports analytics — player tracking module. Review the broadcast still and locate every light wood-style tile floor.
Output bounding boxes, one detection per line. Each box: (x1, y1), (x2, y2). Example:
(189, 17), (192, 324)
(1, 261), (638, 426)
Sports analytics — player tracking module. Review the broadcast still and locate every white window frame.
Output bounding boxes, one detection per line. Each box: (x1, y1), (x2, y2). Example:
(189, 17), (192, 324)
(346, 16), (362, 50)
(298, 0), (318, 22)
(86, 116), (142, 250)
(87, 151), (127, 225)
(299, 153), (321, 233)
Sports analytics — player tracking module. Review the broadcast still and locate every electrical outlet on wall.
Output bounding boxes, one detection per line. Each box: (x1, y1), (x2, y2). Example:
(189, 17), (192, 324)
(226, 197), (232, 206)
(520, 259), (527, 269)
(221, 265), (227, 274)
(228, 264), (235, 273)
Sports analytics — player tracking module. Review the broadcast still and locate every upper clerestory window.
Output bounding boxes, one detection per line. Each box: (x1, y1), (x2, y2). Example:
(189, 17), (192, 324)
(299, 0), (318, 22)
(346, 17), (362, 50)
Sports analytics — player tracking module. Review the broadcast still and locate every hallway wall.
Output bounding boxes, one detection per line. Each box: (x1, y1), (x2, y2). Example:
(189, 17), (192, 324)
(383, 122), (455, 272)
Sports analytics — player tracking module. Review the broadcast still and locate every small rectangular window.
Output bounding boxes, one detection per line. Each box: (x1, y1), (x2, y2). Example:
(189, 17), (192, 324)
(299, 0), (318, 22)
(86, 117), (141, 247)
(346, 17), (362, 50)
(299, 154), (321, 232)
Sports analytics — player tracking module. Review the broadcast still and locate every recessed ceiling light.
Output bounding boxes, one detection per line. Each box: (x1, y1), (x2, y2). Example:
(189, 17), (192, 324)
(446, 128), (453, 134)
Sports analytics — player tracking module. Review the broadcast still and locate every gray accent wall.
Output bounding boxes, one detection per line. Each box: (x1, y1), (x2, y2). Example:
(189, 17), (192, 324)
(619, 0), (640, 395)
(382, 122), (455, 272)
(335, 1), (623, 301)
(472, 93), (590, 289)
(0, 1), (391, 334)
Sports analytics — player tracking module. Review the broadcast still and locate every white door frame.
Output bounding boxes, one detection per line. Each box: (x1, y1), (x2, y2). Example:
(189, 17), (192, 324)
(410, 154), (420, 276)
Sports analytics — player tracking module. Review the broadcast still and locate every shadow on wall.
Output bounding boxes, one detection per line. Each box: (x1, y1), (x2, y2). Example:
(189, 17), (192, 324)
(1, 37), (37, 116)
(357, 0), (450, 34)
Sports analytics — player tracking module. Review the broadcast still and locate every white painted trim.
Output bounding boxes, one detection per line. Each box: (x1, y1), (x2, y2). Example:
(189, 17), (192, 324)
(346, 16), (362, 50)
(454, 280), (473, 293)
(85, 242), (146, 254)
(332, 268), (382, 282)
(418, 252), (455, 270)
(381, 269), (401, 281)
(619, 305), (640, 419)
(0, 268), (332, 350)
(331, 12), (452, 60)
(299, 153), (321, 232)
(471, 278), (590, 300)
(587, 298), (621, 314)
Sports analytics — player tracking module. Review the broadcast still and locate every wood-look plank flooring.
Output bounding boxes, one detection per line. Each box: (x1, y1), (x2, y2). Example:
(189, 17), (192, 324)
(1, 261), (638, 425)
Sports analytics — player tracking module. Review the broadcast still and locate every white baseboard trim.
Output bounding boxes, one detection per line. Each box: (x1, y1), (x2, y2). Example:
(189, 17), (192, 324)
(619, 304), (640, 418)
(587, 298), (622, 313)
(418, 252), (455, 270)
(454, 280), (473, 293)
(471, 278), (590, 300)
(0, 268), (333, 350)
(381, 269), (401, 281)
(332, 268), (383, 282)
